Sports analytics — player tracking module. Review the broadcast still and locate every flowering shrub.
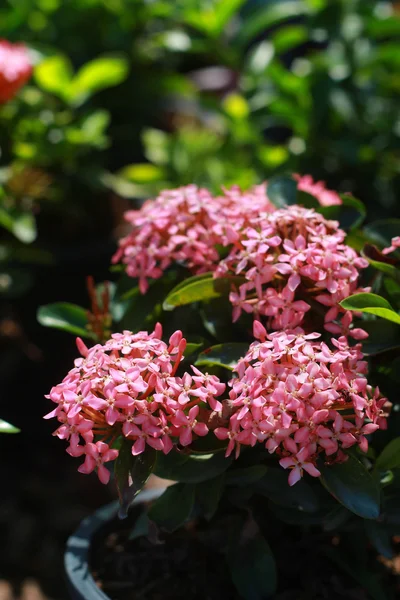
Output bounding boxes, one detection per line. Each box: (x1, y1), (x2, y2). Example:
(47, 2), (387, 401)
(41, 175), (399, 599)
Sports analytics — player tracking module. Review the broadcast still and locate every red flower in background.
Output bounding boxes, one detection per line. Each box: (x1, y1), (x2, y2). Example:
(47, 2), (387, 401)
(0, 40), (32, 103)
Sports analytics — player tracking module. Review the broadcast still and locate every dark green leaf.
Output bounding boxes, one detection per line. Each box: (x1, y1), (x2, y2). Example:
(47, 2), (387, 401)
(365, 520), (394, 559)
(360, 319), (400, 355)
(320, 454), (380, 519)
(37, 302), (94, 339)
(196, 474), (225, 520)
(154, 450), (232, 483)
(226, 465), (267, 486)
(266, 175), (297, 208)
(228, 521), (277, 600)
(0, 419), (20, 433)
(340, 293), (400, 324)
(115, 440), (156, 519)
(148, 483), (195, 532)
(364, 219), (400, 251)
(163, 274), (245, 310)
(320, 194), (366, 230)
(255, 468), (320, 513)
(195, 342), (248, 370)
(376, 438), (400, 472)
(236, 1), (308, 48)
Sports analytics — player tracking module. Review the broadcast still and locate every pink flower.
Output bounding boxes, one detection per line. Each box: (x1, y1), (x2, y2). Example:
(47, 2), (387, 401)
(215, 205), (368, 336)
(45, 325), (225, 482)
(382, 236), (400, 255)
(0, 40), (32, 103)
(78, 441), (119, 485)
(294, 174), (342, 207)
(113, 184), (275, 291)
(213, 329), (387, 485)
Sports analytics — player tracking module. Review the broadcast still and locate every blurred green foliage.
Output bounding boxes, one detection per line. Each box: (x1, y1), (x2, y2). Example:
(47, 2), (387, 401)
(0, 0), (399, 302)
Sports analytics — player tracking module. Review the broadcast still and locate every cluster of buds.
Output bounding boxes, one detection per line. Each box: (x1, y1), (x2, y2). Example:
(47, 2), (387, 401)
(45, 325), (225, 484)
(214, 322), (388, 485)
(215, 205), (368, 337)
(0, 40), (32, 103)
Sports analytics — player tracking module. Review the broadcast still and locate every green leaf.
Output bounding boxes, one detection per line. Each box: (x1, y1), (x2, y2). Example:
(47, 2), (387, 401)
(364, 219), (400, 251)
(320, 454), (380, 519)
(364, 256), (400, 282)
(226, 465), (268, 486)
(365, 520), (394, 559)
(376, 438), (400, 472)
(255, 467), (320, 513)
(321, 194), (366, 230)
(69, 56), (129, 105)
(148, 483), (195, 532)
(0, 207), (37, 244)
(0, 419), (20, 433)
(196, 473), (225, 520)
(154, 450), (232, 483)
(360, 319), (400, 355)
(163, 273), (245, 310)
(184, 342), (204, 358)
(272, 25), (308, 53)
(195, 342), (248, 371)
(266, 175), (298, 208)
(340, 293), (400, 325)
(37, 302), (94, 339)
(228, 522), (277, 600)
(236, 1), (308, 47)
(34, 55), (73, 98)
(115, 440), (156, 519)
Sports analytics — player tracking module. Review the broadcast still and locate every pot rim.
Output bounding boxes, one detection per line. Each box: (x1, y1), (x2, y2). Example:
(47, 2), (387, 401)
(64, 487), (163, 600)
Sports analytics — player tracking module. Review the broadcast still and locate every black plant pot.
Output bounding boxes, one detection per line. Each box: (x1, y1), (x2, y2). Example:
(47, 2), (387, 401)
(64, 488), (162, 600)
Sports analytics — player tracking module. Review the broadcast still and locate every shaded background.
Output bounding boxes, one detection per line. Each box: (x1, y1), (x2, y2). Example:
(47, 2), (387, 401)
(0, 0), (399, 597)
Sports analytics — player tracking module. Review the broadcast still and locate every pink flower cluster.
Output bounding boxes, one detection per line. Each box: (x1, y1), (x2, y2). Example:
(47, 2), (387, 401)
(215, 322), (388, 485)
(215, 205), (368, 337)
(0, 40), (32, 103)
(112, 184), (275, 293)
(45, 325), (225, 484)
(294, 174), (342, 207)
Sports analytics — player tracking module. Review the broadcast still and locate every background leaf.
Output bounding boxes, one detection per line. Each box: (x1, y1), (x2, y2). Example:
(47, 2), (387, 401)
(320, 454), (380, 519)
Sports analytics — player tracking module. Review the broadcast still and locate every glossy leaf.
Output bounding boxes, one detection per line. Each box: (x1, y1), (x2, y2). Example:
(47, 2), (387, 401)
(195, 342), (248, 370)
(228, 523), (277, 600)
(226, 465), (268, 486)
(196, 474), (225, 520)
(69, 56), (129, 104)
(154, 450), (232, 483)
(236, 1), (307, 47)
(376, 438), (400, 472)
(320, 454), (380, 519)
(360, 320), (400, 355)
(37, 302), (94, 339)
(364, 219), (400, 250)
(340, 293), (400, 325)
(365, 520), (394, 559)
(0, 207), (37, 244)
(148, 483), (195, 532)
(34, 54), (73, 98)
(266, 175), (297, 208)
(0, 419), (20, 433)
(321, 194), (366, 230)
(163, 273), (244, 310)
(255, 467), (319, 513)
